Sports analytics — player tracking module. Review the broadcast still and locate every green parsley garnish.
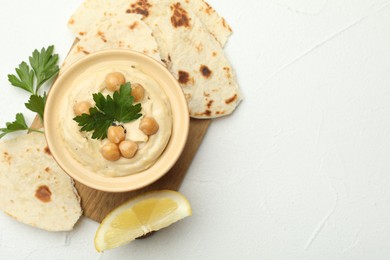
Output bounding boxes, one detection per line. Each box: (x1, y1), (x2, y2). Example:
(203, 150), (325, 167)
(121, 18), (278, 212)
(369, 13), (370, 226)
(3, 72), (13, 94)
(73, 83), (142, 140)
(0, 113), (43, 139)
(0, 45), (59, 139)
(8, 46), (59, 95)
(28, 46), (59, 91)
(25, 93), (47, 120)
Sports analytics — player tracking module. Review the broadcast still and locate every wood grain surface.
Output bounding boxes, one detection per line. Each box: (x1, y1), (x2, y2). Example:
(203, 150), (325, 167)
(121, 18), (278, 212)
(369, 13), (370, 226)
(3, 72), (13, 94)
(32, 41), (211, 223)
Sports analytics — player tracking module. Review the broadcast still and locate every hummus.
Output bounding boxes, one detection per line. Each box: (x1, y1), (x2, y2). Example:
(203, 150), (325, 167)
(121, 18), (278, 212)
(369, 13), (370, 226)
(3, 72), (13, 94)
(59, 62), (172, 177)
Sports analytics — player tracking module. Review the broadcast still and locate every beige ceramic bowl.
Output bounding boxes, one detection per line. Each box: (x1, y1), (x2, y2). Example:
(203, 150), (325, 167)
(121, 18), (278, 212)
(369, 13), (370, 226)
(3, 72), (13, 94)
(44, 50), (189, 192)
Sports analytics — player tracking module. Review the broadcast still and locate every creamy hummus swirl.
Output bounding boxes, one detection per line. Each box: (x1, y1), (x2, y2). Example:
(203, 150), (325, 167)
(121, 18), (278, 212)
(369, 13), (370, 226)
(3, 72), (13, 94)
(59, 63), (172, 177)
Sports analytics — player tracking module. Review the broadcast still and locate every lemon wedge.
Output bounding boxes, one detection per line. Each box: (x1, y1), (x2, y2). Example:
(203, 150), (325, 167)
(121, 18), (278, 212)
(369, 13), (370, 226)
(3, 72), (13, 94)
(94, 190), (192, 252)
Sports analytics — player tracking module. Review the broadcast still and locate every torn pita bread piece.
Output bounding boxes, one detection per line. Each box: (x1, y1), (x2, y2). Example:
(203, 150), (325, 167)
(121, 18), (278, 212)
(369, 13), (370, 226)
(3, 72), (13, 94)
(127, 0), (241, 118)
(68, 0), (231, 48)
(0, 132), (82, 232)
(61, 14), (161, 72)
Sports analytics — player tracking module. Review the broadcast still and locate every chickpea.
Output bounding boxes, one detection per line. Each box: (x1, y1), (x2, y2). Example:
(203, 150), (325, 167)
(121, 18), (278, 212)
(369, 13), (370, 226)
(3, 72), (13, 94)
(139, 117), (159, 136)
(105, 72), (125, 91)
(100, 142), (120, 161)
(73, 101), (92, 116)
(131, 83), (145, 102)
(119, 140), (138, 159)
(107, 125), (126, 144)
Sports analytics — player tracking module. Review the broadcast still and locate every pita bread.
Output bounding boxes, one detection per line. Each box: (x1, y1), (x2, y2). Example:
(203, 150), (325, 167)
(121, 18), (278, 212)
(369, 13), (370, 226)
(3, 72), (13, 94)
(0, 132), (82, 231)
(67, 0), (241, 118)
(67, 0), (231, 48)
(62, 14), (161, 72)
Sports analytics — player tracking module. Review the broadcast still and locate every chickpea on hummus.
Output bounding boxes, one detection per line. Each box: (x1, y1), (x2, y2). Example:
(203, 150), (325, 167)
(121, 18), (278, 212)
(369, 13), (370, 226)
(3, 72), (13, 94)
(60, 64), (172, 177)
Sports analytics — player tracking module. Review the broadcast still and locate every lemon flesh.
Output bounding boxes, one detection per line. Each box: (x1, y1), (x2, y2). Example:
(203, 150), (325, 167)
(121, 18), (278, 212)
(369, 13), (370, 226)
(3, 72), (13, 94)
(94, 190), (192, 252)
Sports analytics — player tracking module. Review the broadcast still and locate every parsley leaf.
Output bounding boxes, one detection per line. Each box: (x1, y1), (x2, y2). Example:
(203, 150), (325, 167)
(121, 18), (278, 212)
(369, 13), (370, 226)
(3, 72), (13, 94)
(0, 113), (29, 138)
(73, 83), (142, 140)
(25, 93), (47, 121)
(29, 45), (59, 91)
(74, 107), (114, 140)
(7, 61), (35, 94)
(0, 113), (44, 139)
(93, 83), (142, 122)
(7, 45), (59, 96)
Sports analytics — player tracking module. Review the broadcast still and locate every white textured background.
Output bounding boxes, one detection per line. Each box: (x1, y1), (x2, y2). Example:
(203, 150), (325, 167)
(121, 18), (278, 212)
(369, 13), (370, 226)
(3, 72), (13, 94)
(1, 0), (390, 259)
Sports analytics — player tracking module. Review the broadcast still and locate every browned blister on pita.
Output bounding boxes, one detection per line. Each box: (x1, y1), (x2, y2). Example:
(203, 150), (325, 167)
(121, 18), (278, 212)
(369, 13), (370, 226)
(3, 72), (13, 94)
(0, 132), (82, 231)
(126, 0), (152, 17)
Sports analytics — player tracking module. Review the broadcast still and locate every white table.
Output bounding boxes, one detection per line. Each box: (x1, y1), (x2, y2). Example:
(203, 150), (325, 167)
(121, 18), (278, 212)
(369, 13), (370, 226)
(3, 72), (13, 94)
(1, 0), (390, 259)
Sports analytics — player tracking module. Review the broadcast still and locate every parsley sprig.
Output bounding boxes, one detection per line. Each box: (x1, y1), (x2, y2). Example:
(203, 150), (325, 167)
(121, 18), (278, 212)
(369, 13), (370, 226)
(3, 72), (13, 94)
(8, 46), (59, 95)
(0, 46), (59, 139)
(0, 113), (42, 139)
(73, 83), (142, 140)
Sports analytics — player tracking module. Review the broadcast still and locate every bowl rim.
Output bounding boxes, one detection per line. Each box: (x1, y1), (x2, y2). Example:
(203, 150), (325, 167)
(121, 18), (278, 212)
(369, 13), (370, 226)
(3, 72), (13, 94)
(44, 49), (189, 192)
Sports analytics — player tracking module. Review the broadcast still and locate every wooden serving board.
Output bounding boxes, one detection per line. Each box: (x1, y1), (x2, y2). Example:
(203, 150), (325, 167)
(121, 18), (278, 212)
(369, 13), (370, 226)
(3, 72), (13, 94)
(31, 40), (211, 223)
